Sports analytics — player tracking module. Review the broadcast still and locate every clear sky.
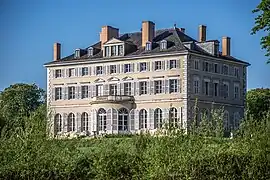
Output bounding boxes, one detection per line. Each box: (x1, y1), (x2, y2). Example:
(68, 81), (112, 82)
(0, 0), (269, 91)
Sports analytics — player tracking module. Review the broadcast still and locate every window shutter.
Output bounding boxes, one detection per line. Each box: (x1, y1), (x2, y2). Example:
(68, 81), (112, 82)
(88, 85), (91, 99)
(131, 63), (134, 72)
(165, 79), (169, 93)
(88, 67), (91, 76)
(63, 113), (68, 132)
(78, 85), (82, 99)
(150, 81), (154, 94)
(131, 82), (135, 96)
(75, 86), (78, 99)
(103, 66), (106, 75)
(163, 108), (169, 123)
(79, 67), (82, 76)
(106, 65), (110, 74)
(162, 61), (165, 70)
(65, 69), (69, 77)
(76, 113), (81, 132)
(147, 62), (150, 71)
(209, 81), (213, 96)
(137, 63), (140, 72)
(52, 69), (56, 79)
(147, 81), (150, 94)
(120, 83), (124, 95)
(112, 108), (118, 131)
(52, 87), (55, 101)
(130, 109), (135, 131)
(75, 68), (78, 76)
(209, 63), (213, 72)
(202, 62), (205, 71)
(177, 79), (181, 93)
(220, 82), (224, 98)
(92, 109), (97, 132)
(117, 64), (120, 73)
(162, 80), (165, 93)
(88, 112), (91, 132)
(93, 66), (96, 75)
(134, 109), (139, 130)
(152, 61), (155, 71)
(149, 108), (154, 129)
(202, 80), (205, 95)
(176, 59), (180, 69)
(136, 82), (140, 95)
(92, 85), (96, 97)
(106, 109), (112, 131)
(166, 60), (170, 70)
(117, 83), (121, 95)
(64, 87), (68, 100)
(104, 84), (109, 95)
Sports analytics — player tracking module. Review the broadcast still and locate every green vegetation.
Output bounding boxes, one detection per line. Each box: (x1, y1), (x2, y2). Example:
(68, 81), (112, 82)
(0, 84), (270, 179)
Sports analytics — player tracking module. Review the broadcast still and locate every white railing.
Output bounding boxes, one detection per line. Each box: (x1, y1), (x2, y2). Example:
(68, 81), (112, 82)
(91, 95), (134, 104)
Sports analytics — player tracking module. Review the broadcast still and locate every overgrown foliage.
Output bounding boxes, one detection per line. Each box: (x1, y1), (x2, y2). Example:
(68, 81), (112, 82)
(251, 0), (270, 63)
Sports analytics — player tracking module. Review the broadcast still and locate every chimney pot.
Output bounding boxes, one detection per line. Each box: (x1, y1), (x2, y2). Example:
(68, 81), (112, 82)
(222, 36), (231, 56)
(142, 21), (155, 47)
(198, 25), (206, 42)
(53, 43), (61, 61)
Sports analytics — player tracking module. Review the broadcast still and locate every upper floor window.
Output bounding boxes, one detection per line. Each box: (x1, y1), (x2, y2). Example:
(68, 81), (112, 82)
(110, 65), (116, 74)
(155, 61), (162, 70)
(81, 85), (89, 99)
(203, 62), (209, 72)
(82, 67), (88, 76)
(55, 69), (62, 78)
(145, 42), (152, 51)
(169, 79), (178, 93)
(96, 84), (103, 96)
(68, 86), (75, 100)
(124, 64), (131, 73)
(109, 84), (117, 95)
(234, 67), (239, 78)
(169, 60), (177, 69)
(223, 82), (229, 99)
(96, 66), (103, 75)
(111, 46), (117, 56)
(140, 62), (147, 72)
(154, 80), (162, 94)
(124, 82), (132, 95)
(194, 60), (199, 70)
(214, 63), (219, 73)
(194, 80), (199, 94)
(105, 46), (110, 57)
(204, 80), (209, 96)
(118, 45), (124, 56)
(160, 40), (167, 50)
(214, 82), (219, 97)
(139, 81), (147, 95)
(223, 65), (229, 75)
(55, 87), (62, 100)
(68, 68), (75, 77)
(88, 47), (93, 57)
(74, 49), (80, 58)
(234, 84), (239, 99)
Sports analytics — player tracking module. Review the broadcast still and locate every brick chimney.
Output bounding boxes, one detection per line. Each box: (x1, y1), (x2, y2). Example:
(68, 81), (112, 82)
(222, 36), (231, 56)
(142, 21), (155, 47)
(100, 26), (119, 45)
(53, 43), (61, 61)
(198, 25), (206, 42)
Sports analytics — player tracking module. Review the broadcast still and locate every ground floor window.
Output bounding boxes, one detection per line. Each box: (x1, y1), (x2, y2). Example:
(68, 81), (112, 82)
(154, 108), (163, 128)
(67, 113), (75, 132)
(139, 109), (147, 129)
(118, 108), (128, 131)
(98, 108), (106, 131)
(54, 114), (62, 133)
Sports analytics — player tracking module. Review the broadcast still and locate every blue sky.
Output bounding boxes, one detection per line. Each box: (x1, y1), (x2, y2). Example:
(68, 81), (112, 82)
(0, 0), (269, 91)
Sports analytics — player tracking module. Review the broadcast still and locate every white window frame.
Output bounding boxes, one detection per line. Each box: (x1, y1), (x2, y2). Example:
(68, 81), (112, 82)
(74, 49), (80, 58)
(139, 81), (147, 95)
(82, 67), (88, 76)
(96, 84), (103, 96)
(55, 87), (62, 100)
(169, 60), (177, 69)
(124, 64), (131, 73)
(155, 61), (162, 70)
(109, 84), (117, 95)
(140, 62), (147, 72)
(145, 42), (152, 51)
(55, 69), (62, 78)
(139, 109), (147, 129)
(160, 40), (167, 50)
(68, 86), (75, 100)
(154, 80), (162, 94)
(169, 79), (178, 93)
(88, 47), (93, 57)
(81, 85), (89, 99)
(96, 66), (103, 75)
(124, 82), (131, 95)
(110, 65), (116, 74)
(68, 68), (75, 77)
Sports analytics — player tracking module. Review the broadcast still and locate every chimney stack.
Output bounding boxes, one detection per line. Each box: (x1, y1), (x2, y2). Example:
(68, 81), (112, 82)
(198, 25), (206, 42)
(222, 36), (231, 56)
(142, 21), (155, 47)
(53, 43), (61, 61)
(100, 26), (119, 45)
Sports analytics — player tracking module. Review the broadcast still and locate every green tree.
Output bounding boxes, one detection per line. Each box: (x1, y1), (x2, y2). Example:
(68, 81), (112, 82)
(246, 88), (270, 119)
(251, 0), (270, 63)
(0, 83), (45, 131)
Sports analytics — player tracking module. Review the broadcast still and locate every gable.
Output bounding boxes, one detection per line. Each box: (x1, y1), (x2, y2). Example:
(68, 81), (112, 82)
(108, 77), (120, 82)
(94, 78), (105, 83)
(122, 76), (133, 81)
(104, 38), (124, 45)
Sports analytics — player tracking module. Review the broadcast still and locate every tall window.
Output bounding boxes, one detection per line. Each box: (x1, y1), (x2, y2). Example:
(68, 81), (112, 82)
(105, 46), (109, 57)
(214, 64), (218, 73)
(55, 69), (62, 78)
(223, 83), (229, 98)
(118, 45), (124, 55)
(96, 85), (103, 96)
(88, 47), (93, 57)
(68, 86), (75, 100)
(124, 82), (131, 95)
(82, 67), (88, 76)
(118, 108), (128, 131)
(111, 46), (116, 56)
(139, 109), (147, 129)
(54, 114), (62, 133)
(140, 62), (147, 71)
(169, 79), (178, 93)
(124, 64), (131, 73)
(67, 113), (75, 132)
(233, 112), (240, 130)
(234, 85), (239, 99)
(139, 81), (147, 95)
(110, 84), (117, 95)
(155, 61), (162, 70)
(214, 82), (219, 96)
(68, 68), (75, 77)
(75, 49), (80, 58)
(234, 67), (239, 78)
(169, 108), (178, 127)
(55, 87), (62, 100)
(194, 80), (199, 94)
(96, 66), (103, 75)
(169, 60), (177, 69)
(204, 81), (209, 95)
(160, 40), (167, 50)
(146, 42), (151, 51)
(203, 62), (209, 72)
(97, 108), (106, 131)
(110, 65), (116, 74)
(81, 86), (88, 99)
(194, 60), (199, 70)
(154, 80), (162, 94)
(223, 65), (229, 75)
(224, 111), (229, 131)
(81, 112), (89, 131)
(154, 108), (163, 128)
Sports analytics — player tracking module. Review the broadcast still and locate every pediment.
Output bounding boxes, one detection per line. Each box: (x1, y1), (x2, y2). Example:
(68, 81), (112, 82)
(122, 76), (133, 81)
(104, 38), (124, 45)
(94, 78), (105, 83)
(108, 77), (120, 82)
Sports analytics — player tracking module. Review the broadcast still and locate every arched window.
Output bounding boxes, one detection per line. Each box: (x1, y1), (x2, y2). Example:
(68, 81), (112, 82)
(54, 114), (62, 133)
(233, 112), (240, 130)
(98, 108), (106, 131)
(67, 113), (75, 132)
(81, 112), (89, 131)
(154, 108), (163, 128)
(169, 107), (178, 127)
(224, 111), (229, 131)
(139, 109), (147, 129)
(118, 108), (128, 131)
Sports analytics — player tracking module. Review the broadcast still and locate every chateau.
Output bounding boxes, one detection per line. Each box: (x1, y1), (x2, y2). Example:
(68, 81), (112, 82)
(44, 21), (249, 135)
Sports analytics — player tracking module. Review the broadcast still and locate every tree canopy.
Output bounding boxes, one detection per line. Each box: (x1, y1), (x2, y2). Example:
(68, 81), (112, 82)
(251, 0), (270, 63)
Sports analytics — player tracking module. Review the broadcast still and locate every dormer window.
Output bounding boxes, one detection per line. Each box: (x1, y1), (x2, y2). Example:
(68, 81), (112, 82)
(88, 47), (93, 57)
(74, 49), (80, 58)
(160, 40), (167, 50)
(145, 42), (152, 51)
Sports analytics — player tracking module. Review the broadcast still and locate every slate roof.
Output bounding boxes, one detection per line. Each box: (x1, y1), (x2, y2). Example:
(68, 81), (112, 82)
(44, 27), (250, 66)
